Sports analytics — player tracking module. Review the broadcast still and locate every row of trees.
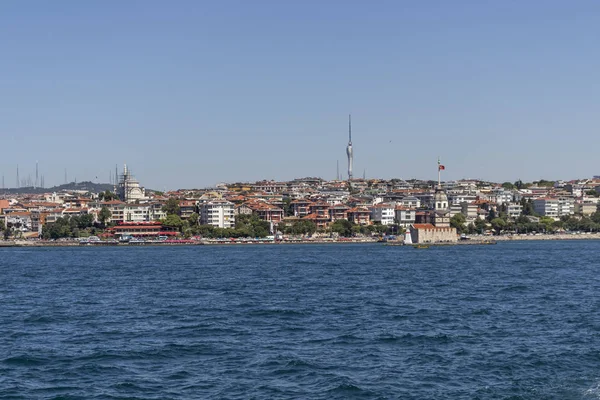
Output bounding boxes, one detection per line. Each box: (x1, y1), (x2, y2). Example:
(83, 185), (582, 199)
(450, 208), (600, 235)
(42, 214), (97, 239)
(502, 180), (555, 190)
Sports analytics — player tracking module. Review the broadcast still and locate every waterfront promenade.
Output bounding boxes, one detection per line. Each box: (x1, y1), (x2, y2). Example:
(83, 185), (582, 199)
(2, 233), (600, 247)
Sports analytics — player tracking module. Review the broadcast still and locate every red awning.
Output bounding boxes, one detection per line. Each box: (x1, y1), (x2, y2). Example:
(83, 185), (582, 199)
(158, 231), (179, 236)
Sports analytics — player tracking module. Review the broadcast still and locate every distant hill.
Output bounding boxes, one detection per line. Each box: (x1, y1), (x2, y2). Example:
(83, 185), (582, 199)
(0, 181), (115, 195)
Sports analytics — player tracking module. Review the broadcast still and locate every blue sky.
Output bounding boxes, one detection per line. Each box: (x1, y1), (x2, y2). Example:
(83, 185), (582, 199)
(1, 1), (599, 189)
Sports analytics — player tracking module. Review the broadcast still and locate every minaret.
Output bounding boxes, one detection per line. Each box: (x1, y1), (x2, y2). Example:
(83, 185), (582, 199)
(346, 114), (353, 181)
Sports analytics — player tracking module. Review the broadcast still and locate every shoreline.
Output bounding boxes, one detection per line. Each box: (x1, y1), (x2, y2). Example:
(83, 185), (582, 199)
(1, 233), (600, 248)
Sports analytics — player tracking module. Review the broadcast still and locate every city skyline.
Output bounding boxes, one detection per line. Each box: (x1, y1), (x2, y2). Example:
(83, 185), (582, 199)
(2, 2), (600, 188)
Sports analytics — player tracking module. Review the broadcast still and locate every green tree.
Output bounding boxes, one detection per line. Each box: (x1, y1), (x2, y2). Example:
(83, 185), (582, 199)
(78, 214), (94, 229)
(474, 218), (488, 234)
(197, 224), (216, 237)
(235, 214), (271, 237)
(287, 220), (316, 235)
(466, 223), (475, 234)
(486, 208), (497, 222)
(520, 198), (536, 216)
(502, 182), (515, 190)
(330, 220), (353, 237)
(161, 214), (184, 231)
(450, 213), (467, 233)
(490, 217), (506, 235)
(552, 220), (564, 231)
(98, 206), (112, 226)
(163, 198), (181, 215)
(514, 180), (523, 190)
(535, 179), (555, 188)
(282, 198), (293, 217)
(0, 219), (4, 232)
(98, 190), (117, 201)
(188, 212), (200, 227)
(42, 217), (73, 239)
(539, 216), (555, 233)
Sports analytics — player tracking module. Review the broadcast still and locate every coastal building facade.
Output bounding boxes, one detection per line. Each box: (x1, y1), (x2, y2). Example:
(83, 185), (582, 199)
(200, 200), (235, 228)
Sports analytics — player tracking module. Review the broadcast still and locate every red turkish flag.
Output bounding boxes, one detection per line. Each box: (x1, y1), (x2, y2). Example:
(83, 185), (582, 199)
(438, 165), (445, 171)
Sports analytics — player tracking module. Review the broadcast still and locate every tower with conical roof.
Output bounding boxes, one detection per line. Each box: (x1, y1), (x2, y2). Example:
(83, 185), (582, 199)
(346, 114), (353, 181)
(431, 157), (450, 227)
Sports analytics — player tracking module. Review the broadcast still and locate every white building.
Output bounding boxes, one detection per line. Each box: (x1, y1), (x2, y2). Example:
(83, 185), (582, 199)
(101, 201), (165, 224)
(575, 201), (598, 216)
(117, 164), (147, 203)
(490, 188), (514, 205)
(447, 193), (477, 205)
(398, 196), (421, 208)
(369, 203), (396, 225)
(200, 200), (235, 228)
(4, 212), (32, 232)
(557, 197), (575, 217)
(506, 203), (523, 219)
(394, 206), (416, 227)
(533, 198), (558, 219)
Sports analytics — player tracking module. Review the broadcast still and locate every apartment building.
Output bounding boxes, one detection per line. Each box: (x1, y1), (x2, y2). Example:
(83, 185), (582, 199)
(200, 200), (236, 228)
(506, 203), (523, 219)
(370, 203), (396, 225)
(394, 206), (416, 227)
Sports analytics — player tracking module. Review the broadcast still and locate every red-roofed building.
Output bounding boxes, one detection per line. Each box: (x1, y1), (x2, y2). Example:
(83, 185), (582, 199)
(0, 199), (9, 214)
(347, 207), (371, 225)
(302, 213), (330, 229)
(290, 199), (313, 217)
(109, 221), (165, 237)
(329, 204), (349, 222)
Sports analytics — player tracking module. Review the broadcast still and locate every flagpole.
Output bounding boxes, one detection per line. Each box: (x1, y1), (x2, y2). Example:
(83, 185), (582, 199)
(437, 157), (441, 188)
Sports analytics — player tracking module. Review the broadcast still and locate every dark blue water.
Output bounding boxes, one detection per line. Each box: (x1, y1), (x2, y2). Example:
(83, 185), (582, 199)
(1, 242), (600, 399)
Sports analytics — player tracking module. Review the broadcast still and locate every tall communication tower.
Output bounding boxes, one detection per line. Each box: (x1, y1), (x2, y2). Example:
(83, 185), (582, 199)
(346, 114), (353, 181)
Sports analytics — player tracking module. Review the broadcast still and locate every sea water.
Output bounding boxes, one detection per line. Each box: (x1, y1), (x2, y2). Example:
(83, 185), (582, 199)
(1, 241), (600, 399)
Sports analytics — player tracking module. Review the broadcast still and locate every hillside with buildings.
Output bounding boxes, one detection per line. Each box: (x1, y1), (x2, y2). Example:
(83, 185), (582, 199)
(1, 163), (600, 243)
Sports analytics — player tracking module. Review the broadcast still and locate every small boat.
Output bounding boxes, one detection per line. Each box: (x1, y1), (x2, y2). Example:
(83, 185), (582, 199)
(413, 244), (429, 249)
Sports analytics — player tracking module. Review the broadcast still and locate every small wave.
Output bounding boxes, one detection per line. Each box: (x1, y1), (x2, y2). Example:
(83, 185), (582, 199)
(376, 333), (452, 344)
(325, 379), (376, 398)
(3, 355), (47, 366)
(23, 315), (58, 324)
(585, 382), (600, 399)
(328, 383), (363, 393)
(498, 284), (529, 293)
(248, 308), (308, 317)
(166, 370), (192, 380)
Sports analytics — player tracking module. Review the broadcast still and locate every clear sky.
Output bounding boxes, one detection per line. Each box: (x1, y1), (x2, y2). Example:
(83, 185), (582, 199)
(1, 1), (599, 189)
